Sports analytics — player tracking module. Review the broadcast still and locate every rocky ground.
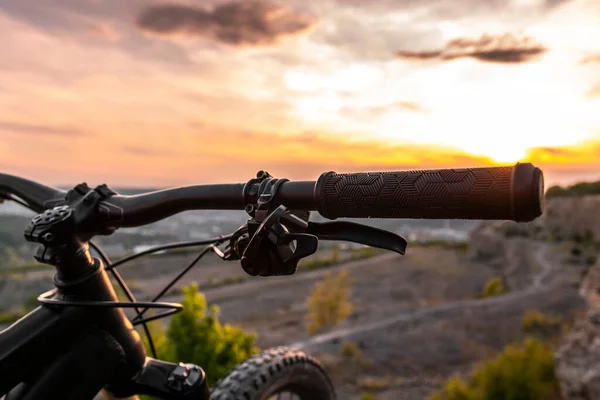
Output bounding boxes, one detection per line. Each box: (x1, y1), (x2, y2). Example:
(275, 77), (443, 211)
(109, 235), (583, 399)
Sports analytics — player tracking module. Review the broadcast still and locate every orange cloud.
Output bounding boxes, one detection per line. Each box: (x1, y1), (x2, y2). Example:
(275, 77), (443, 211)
(586, 84), (600, 98)
(525, 140), (600, 166)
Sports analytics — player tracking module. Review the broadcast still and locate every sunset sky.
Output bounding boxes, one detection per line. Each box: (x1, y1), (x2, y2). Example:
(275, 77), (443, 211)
(0, 0), (599, 188)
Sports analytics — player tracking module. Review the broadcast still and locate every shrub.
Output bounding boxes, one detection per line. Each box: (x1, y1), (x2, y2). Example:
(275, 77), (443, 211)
(479, 277), (509, 298)
(339, 340), (362, 358)
(359, 393), (380, 400)
(521, 310), (563, 337)
(306, 270), (353, 335)
(429, 337), (560, 400)
(357, 376), (400, 391)
(23, 294), (38, 311)
(299, 255), (336, 271)
(0, 310), (22, 324)
(546, 181), (600, 198)
(336, 340), (370, 369)
(331, 245), (341, 263)
(0, 294), (41, 325)
(139, 283), (259, 386)
(353, 246), (379, 259)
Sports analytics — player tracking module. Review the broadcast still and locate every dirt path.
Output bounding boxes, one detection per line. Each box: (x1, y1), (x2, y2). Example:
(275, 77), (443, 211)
(290, 242), (556, 351)
(162, 252), (399, 304)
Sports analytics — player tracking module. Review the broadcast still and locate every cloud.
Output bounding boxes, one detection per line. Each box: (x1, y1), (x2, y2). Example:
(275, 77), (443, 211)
(136, 1), (318, 46)
(396, 33), (547, 64)
(338, 100), (428, 121)
(329, 0), (572, 18)
(586, 84), (600, 98)
(88, 22), (120, 41)
(581, 54), (600, 64)
(122, 145), (168, 157)
(398, 101), (427, 113)
(0, 122), (84, 137)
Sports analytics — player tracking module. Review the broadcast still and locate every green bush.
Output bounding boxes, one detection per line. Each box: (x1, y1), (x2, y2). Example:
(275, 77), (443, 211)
(0, 310), (22, 324)
(140, 283), (259, 387)
(339, 340), (363, 359)
(521, 310), (563, 337)
(352, 246), (380, 259)
(306, 270), (353, 335)
(24, 294), (39, 311)
(546, 181), (600, 198)
(479, 277), (509, 298)
(359, 392), (380, 400)
(0, 294), (41, 325)
(429, 337), (560, 400)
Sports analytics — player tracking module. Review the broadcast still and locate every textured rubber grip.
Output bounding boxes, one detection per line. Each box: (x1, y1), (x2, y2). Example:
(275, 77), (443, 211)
(316, 163), (544, 222)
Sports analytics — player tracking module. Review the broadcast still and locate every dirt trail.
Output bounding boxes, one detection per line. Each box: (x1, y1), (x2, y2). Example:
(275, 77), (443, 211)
(290, 242), (556, 351)
(162, 252), (399, 304)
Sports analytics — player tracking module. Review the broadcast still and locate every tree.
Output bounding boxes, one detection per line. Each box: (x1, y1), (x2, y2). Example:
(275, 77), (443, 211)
(141, 283), (259, 387)
(429, 337), (560, 400)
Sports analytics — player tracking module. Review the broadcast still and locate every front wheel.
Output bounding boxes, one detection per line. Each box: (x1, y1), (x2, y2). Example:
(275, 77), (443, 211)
(210, 347), (336, 400)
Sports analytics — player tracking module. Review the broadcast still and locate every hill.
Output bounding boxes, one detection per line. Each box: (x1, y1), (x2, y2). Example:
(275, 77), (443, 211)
(546, 180), (600, 198)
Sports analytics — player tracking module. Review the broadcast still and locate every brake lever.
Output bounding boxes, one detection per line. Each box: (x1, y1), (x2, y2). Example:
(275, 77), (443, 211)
(306, 221), (407, 255)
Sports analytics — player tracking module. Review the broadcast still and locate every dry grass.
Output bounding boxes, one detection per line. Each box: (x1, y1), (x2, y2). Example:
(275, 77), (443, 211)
(306, 270), (353, 335)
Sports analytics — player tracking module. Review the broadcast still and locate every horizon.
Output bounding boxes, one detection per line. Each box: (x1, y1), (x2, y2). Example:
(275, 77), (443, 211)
(0, 0), (599, 187)
(39, 168), (600, 190)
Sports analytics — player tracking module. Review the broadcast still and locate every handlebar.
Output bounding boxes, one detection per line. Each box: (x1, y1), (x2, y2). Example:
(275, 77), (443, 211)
(0, 163), (544, 228)
(0, 173), (66, 212)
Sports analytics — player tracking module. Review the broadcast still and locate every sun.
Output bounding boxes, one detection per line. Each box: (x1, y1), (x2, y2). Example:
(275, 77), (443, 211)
(475, 146), (529, 164)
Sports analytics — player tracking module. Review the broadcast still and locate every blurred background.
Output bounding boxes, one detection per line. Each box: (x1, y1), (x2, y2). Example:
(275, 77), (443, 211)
(1, 0), (600, 399)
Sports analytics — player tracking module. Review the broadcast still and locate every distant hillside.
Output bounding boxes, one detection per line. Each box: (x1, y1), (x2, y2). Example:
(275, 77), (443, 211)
(469, 193), (600, 269)
(546, 180), (600, 198)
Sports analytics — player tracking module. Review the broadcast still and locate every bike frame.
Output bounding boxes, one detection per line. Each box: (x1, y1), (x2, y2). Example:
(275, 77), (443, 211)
(0, 305), (123, 399)
(0, 200), (223, 400)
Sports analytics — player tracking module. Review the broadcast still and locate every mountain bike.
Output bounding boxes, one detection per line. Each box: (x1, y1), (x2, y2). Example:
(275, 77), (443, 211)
(0, 163), (544, 400)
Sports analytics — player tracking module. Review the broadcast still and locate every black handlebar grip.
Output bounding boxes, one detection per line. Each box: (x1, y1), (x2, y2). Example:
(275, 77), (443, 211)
(315, 163), (544, 222)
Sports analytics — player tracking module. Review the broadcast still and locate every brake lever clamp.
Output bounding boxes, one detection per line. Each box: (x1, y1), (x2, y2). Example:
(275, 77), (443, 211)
(239, 205), (318, 276)
(234, 171), (318, 276)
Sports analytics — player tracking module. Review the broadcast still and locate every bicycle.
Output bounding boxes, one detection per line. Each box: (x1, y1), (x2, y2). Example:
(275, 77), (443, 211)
(0, 163), (544, 400)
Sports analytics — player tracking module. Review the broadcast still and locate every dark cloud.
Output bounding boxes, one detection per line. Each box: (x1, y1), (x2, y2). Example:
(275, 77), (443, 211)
(0, 122), (83, 136)
(136, 1), (317, 46)
(396, 33), (547, 64)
